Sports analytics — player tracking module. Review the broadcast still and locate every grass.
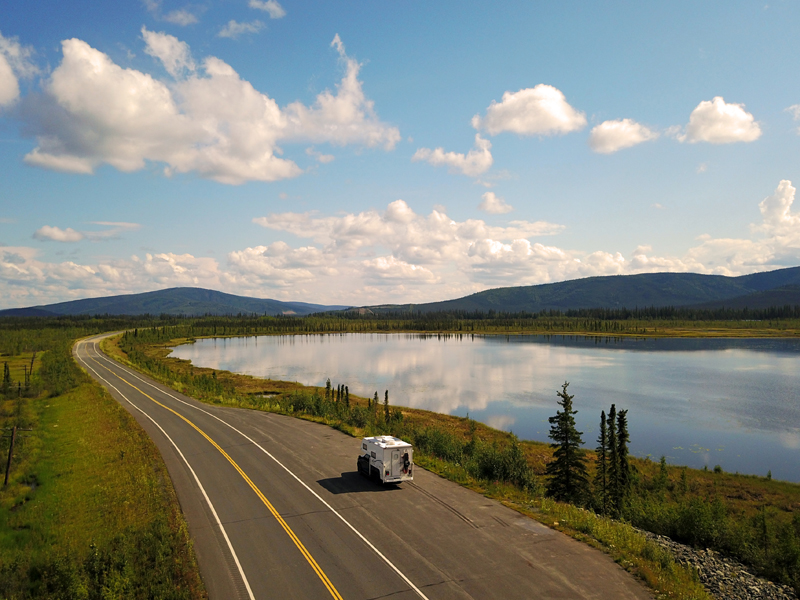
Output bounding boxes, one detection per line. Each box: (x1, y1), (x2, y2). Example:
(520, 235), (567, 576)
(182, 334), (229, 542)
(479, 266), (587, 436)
(0, 344), (205, 599)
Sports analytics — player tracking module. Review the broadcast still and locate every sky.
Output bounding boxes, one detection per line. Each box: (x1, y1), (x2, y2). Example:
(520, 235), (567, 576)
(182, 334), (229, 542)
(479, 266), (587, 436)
(2, 1), (800, 309)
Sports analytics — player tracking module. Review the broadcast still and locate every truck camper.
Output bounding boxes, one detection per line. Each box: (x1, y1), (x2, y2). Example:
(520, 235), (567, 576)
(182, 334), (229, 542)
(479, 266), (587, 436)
(357, 435), (413, 484)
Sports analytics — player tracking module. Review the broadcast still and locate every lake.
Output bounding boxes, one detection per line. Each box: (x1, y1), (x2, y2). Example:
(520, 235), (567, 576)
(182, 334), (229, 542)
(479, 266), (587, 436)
(171, 334), (800, 482)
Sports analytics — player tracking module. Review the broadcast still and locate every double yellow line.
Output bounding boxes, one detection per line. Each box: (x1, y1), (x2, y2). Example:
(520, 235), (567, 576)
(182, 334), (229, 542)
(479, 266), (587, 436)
(86, 347), (343, 600)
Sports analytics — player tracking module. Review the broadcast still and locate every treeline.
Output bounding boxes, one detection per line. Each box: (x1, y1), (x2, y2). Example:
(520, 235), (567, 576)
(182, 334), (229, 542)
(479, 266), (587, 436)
(362, 304), (800, 321)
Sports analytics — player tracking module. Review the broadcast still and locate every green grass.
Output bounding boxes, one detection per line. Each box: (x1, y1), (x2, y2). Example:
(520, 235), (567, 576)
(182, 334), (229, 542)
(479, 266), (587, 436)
(0, 343), (205, 599)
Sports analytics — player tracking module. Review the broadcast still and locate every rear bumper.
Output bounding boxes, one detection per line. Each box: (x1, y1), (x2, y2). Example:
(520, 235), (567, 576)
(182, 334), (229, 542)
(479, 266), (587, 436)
(384, 475), (413, 483)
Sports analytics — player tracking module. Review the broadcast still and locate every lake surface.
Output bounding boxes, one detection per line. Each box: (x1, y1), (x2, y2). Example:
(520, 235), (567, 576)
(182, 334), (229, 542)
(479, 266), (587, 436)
(171, 334), (800, 482)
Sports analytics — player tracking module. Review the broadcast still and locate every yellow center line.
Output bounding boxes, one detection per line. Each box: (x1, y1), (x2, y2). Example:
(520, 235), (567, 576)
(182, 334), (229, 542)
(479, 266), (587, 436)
(84, 345), (343, 600)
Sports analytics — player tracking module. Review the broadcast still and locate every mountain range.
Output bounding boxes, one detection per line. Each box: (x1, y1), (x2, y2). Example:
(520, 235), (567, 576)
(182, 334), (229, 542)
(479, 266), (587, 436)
(2, 266), (800, 317)
(366, 266), (800, 314)
(0, 287), (350, 317)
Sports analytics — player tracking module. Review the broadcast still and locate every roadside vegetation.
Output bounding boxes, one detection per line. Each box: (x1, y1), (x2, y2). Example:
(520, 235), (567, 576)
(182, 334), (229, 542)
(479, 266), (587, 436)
(110, 319), (800, 599)
(0, 318), (204, 599)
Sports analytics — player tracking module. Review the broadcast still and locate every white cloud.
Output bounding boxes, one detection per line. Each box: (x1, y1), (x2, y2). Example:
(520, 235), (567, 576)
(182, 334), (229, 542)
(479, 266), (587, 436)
(786, 104), (800, 134)
(32, 222), (141, 243)
(249, 0), (286, 19)
(681, 97), (761, 144)
(5, 182), (800, 308)
(478, 191), (512, 214)
(472, 84), (586, 136)
(20, 34), (397, 184)
(758, 179), (800, 233)
(282, 35), (400, 149)
(0, 55), (20, 107)
(588, 118), (658, 154)
(33, 226), (84, 242)
(361, 256), (438, 283)
(0, 31), (38, 108)
(143, 1), (198, 25)
(142, 27), (195, 77)
(412, 134), (492, 177)
(218, 20), (264, 39)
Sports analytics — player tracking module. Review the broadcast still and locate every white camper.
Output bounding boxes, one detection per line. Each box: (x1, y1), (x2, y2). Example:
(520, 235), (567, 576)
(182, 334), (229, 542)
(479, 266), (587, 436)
(357, 435), (413, 484)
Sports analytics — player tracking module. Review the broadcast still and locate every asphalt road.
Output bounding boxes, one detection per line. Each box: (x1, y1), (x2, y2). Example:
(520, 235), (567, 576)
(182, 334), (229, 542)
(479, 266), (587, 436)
(74, 334), (653, 600)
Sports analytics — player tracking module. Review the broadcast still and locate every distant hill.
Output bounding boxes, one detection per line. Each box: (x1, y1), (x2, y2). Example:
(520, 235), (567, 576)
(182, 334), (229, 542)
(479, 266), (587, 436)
(0, 287), (350, 317)
(366, 266), (800, 314)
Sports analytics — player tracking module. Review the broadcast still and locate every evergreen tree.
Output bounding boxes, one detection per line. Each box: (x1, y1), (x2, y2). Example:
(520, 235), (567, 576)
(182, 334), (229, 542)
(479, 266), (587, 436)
(545, 382), (589, 504)
(2, 362), (10, 397)
(606, 404), (619, 512)
(373, 391), (379, 412)
(594, 409), (610, 514)
(325, 378), (331, 400)
(384, 390), (390, 422)
(616, 408), (631, 507)
(345, 386), (350, 408)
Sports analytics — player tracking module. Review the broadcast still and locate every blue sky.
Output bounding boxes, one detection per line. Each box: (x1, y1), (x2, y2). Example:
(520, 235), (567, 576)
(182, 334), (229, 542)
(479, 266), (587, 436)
(2, 0), (800, 308)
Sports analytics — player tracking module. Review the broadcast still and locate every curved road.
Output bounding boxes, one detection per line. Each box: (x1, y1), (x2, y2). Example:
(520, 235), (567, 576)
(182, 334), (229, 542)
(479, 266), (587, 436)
(74, 334), (652, 600)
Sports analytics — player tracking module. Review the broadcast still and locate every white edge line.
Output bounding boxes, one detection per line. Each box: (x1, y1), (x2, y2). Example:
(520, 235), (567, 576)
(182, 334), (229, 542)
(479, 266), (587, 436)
(77, 340), (256, 600)
(92, 336), (431, 600)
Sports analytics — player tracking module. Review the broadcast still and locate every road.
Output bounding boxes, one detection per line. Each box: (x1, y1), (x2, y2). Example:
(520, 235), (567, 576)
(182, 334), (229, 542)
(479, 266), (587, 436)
(74, 334), (652, 600)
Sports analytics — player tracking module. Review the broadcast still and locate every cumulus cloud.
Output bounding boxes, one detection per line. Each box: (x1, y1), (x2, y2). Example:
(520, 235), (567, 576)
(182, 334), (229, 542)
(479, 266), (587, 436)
(361, 256), (438, 283)
(282, 35), (400, 149)
(0, 55), (20, 108)
(142, 27), (195, 77)
(758, 180), (800, 233)
(253, 200), (563, 265)
(478, 191), (512, 214)
(0, 31), (38, 108)
(412, 134), (492, 177)
(218, 20), (264, 39)
(680, 97), (761, 144)
(588, 118), (658, 154)
(5, 182), (800, 308)
(472, 84), (586, 136)
(249, 0), (286, 19)
(20, 33), (398, 184)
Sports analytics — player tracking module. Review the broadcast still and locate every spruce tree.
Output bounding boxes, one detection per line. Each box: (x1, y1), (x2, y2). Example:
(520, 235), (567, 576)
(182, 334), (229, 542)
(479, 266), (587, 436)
(545, 382), (589, 504)
(345, 386), (350, 408)
(616, 408), (631, 508)
(373, 391), (379, 413)
(606, 404), (619, 513)
(2, 362), (10, 397)
(384, 390), (390, 422)
(594, 409), (609, 515)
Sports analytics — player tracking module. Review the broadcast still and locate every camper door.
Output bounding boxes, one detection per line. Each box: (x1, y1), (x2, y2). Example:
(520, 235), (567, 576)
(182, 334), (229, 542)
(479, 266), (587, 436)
(392, 448), (411, 478)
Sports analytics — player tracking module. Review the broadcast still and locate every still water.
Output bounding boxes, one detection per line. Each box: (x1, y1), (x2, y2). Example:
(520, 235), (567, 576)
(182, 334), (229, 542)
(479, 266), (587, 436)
(171, 334), (800, 482)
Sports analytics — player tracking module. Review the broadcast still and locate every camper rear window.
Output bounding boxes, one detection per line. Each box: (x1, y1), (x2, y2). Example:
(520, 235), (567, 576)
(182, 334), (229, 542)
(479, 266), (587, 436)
(371, 451), (376, 458)
(362, 444), (367, 450)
